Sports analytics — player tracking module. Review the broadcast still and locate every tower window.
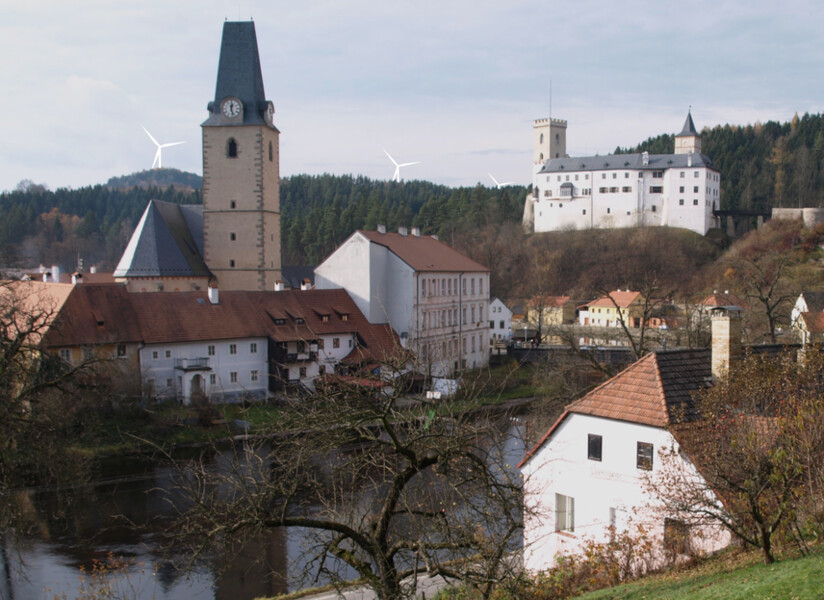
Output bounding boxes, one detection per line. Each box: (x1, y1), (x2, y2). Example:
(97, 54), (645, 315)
(269, 141), (273, 162)
(230, 200), (236, 209)
(230, 232), (236, 241)
(229, 259), (235, 267)
(227, 138), (238, 158)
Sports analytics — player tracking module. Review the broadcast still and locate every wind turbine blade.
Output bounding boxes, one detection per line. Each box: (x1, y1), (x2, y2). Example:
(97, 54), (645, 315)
(152, 148), (162, 169)
(160, 141), (187, 149)
(489, 173), (500, 187)
(398, 161), (421, 168)
(142, 126), (160, 147)
(383, 149), (399, 167)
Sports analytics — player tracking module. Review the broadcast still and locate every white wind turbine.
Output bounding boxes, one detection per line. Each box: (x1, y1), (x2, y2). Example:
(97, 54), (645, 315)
(488, 173), (516, 189)
(142, 126), (186, 169)
(383, 149), (420, 182)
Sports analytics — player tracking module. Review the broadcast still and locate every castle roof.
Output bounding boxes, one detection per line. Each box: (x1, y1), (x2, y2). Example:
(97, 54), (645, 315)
(676, 111), (699, 137)
(538, 151), (714, 174)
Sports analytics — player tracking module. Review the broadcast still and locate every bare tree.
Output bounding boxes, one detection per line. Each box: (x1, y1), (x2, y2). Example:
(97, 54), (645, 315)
(0, 281), (108, 534)
(650, 351), (824, 565)
(166, 369), (526, 600)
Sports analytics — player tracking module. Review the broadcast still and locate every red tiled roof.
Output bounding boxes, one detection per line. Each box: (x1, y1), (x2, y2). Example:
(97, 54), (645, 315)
(520, 349), (710, 466)
(801, 311), (824, 333)
(701, 291), (743, 307)
(588, 290), (642, 309)
(41, 283), (143, 346)
(529, 295), (571, 308)
(358, 230), (488, 273)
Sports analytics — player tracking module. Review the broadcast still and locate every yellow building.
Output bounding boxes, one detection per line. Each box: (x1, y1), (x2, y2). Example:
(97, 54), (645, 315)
(582, 290), (645, 328)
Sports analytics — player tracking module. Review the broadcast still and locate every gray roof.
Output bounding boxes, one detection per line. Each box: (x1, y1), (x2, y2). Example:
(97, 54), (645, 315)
(202, 21), (275, 129)
(800, 291), (824, 313)
(677, 111), (698, 137)
(114, 201), (211, 278)
(538, 151), (715, 175)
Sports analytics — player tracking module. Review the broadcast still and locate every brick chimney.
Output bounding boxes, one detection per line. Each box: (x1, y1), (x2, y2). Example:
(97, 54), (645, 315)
(711, 306), (742, 380)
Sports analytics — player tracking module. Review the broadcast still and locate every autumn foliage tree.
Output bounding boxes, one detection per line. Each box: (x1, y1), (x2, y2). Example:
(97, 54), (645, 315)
(652, 351), (824, 565)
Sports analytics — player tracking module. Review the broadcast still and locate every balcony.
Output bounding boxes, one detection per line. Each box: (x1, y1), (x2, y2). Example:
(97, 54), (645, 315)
(174, 357), (210, 371)
(285, 351), (317, 363)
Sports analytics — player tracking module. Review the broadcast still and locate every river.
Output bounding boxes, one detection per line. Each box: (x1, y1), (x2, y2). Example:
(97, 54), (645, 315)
(1, 419), (529, 600)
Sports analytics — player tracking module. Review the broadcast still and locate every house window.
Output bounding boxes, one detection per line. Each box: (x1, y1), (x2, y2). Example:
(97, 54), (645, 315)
(319, 364), (326, 375)
(317, 338), (324, 350)
(652, 171), (663, 178)
(679, 199), (685, 206)
(693, 199), (699, 206)
(651, 205), (657, 212)
(230, 371), (238, 383)
(250, 370), (258, 382)
(250, 342), (257, 353)
(165, 350), (171, 358)
(116, 344), (127, 358)
(693, 186), (699, 193)
(208, 345), (215, 356)
(680, 171), (685, 178)
(650, 186), (663, 194)
(299, 366), (307, 378)
(59, 348), (71, 363)
(152, 351), (159, 360)
(421, 279), (426, 297)
(209, 374), (216, 385)
(637, 442), (654, 470)
(694, 171), (699, 178)
(664, 518), (690, 555)
(499, 320), (505, 328)
(348, 339), (353, 348)
(555, 493), (575, 532)
(588, 434), (603, 461)
(621, 186), (631, 192)
(679, 186), (685, 193)
(333, 337), (340, 348)
(166, 378), (173, 388)
(229, 344), (237, 355)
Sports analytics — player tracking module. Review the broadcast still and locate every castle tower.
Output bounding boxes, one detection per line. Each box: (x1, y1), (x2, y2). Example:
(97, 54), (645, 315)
(674, 111), (702, 155)
(533, 118), (567, 170)
(202, 21), (281, 291)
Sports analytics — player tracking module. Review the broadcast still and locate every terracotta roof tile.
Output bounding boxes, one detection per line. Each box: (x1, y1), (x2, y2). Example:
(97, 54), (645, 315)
(588, 290), (642, 308)
(358, 230), (488, 273)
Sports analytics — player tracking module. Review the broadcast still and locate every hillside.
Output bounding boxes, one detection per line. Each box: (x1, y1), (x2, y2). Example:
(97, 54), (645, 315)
(106, 168), (202, 191)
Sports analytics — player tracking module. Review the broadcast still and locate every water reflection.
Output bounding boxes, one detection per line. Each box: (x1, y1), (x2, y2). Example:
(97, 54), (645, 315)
(2, 420), (527, 600)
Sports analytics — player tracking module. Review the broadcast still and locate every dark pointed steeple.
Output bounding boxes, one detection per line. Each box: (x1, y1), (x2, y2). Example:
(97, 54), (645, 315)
(677, 111), (698, 137)
(203, 21), (275, 128)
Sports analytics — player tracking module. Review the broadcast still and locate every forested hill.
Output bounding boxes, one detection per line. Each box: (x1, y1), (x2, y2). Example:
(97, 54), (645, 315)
(616, 112), (824, 211)
(2, 111), (823, 276)
(0, 173), (528, 272)
(280, 174), (526, 265)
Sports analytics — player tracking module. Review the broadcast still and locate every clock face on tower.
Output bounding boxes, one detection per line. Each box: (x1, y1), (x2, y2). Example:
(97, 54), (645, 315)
(222, 99), (241, 118)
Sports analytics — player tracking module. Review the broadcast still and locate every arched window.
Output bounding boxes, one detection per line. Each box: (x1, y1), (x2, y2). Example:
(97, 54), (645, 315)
(268, 141), (273, 162)
(227, 138), (238, 158)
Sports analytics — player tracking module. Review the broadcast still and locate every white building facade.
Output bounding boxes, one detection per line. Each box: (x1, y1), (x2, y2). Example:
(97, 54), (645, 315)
(315, 228), (490, 376)
(527, 113), (721, 236)
(489, 297), (513, 344)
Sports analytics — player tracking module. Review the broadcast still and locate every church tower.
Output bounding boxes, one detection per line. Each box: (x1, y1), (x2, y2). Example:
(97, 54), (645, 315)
(202, 21), (281, 291)
(674, 110), (702, 155)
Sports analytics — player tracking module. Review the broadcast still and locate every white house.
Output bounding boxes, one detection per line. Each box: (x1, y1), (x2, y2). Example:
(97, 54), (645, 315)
(525, 113), (721, 236)
(791, 291), (824, 344)
(519, 311), (742, 571)
(489, 297), (513, 344)
(315, 227), (491, 376)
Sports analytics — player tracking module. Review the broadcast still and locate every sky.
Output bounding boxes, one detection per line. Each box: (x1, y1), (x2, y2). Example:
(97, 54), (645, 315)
(2, 0), (823, 192)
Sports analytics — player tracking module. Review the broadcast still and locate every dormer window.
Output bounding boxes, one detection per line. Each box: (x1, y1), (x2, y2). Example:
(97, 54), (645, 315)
(295, 317), (305, 324)
(341, 314), (349, 321)
(274, 318), (286, 325)
(227, 138), (238, 158)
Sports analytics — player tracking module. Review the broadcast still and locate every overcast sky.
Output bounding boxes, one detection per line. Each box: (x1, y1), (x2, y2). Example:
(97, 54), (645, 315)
(2, 0), (823, 192)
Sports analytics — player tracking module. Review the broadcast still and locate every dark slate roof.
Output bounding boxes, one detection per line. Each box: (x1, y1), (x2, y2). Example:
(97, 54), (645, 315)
(113, 200), (211, 278)
(281, 266), (315, 289)
(538, 151), (714, 174)
(800, 291), (824, 313)
(202, 21), (274, 128)
(676, 111), (698, 137)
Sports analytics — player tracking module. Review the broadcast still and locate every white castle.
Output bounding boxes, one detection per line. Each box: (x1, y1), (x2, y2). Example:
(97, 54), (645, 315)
(524, 113), (720, 236)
